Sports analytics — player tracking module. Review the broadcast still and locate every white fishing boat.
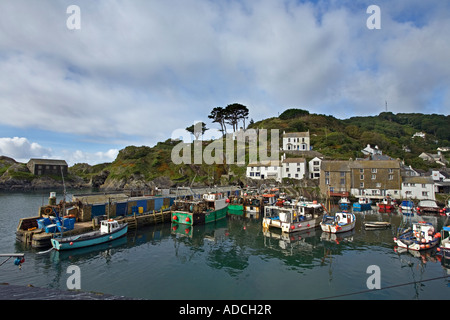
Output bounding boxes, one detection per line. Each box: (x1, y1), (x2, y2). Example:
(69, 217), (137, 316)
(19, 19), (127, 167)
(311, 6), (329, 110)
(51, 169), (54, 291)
(437, 226), (450, 258)
(262, 200), (324, 233)
(393, 221), (439, 251)
(320, 212), (356, 233)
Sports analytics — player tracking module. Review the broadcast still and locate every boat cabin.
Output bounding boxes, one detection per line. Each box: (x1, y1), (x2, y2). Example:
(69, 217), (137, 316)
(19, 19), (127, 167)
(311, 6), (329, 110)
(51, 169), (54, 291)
(100, 220), (121, 234)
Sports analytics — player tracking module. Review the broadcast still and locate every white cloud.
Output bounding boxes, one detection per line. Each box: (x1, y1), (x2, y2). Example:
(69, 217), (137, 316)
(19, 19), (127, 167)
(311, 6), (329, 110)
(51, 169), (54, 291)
(0, 137), (52, 162)
(0, 0), (449, 152)
(61, 149), (119, 166)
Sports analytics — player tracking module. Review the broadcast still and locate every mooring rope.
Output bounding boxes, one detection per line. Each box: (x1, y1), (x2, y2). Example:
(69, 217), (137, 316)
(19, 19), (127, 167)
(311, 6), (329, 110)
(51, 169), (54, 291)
(316, 274), (450, 300)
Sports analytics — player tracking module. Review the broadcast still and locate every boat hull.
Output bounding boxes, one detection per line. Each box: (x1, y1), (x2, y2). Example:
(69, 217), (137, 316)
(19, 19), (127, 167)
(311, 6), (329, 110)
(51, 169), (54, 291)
(263, 216), (322, 233)
(353, 203), (372, 211)
(321, 221), (355, 233)
(172, 206), (228, 226)
(51, 224), (128, 251)
(227, 204), (244, 216)
(394, 236), (439, 251)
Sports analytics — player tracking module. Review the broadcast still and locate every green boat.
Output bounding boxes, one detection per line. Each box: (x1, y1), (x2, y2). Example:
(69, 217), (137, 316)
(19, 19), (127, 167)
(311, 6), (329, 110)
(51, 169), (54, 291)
(228, 204), (244, 216)
(171, 193), (229, 226)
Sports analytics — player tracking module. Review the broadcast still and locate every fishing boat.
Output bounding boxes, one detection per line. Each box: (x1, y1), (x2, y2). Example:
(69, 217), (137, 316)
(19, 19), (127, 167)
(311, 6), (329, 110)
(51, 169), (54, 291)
(320, 211), (356, 233)
(50, 219), (128, 251)
(400, 200), (415, 215)
(262, 200), (324, 233)
(439, 200), (450, 217)
(437, 226), (450, 258)
(227, 195), (244, 216)
(417, 200), (440, 215)
(353, 197), (372, 211)
(338, 197), (351, 210)
(393, 221), (440, 251)
(377, 196), (395, 212)
(171, 192), (228, 226)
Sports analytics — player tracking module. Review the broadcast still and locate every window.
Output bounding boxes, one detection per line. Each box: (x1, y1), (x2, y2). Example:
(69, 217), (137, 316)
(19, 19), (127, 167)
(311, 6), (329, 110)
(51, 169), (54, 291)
(372, 190), (378, 195)
(422, 192), (428, 196)
(340, 179), (345, 185)
(295, 174), (298, 178)
(371, 174), (376, 180)
(286, 168), (289, 172)
(313, 161), (319, 165)
(360, 175), (364, 180)
(255, 172), (260, 177)
(422, 184), (426, 188)
(297, 168), (301, 172)
(287, 174), (291, 178)
(406, 191), (412, 195)
(360, 182), (364, 188)
(325, 171), (330, 177)
(250, 172), (254, 177)
(340, 172), (345, 177)
(371, 168), (377, 173)
(325, 178), (330, 185)
(360, 169), (364, 173)
(376, 183), (381, 188)
(388, 168), (394, 173)
(388, 174), (394, 180)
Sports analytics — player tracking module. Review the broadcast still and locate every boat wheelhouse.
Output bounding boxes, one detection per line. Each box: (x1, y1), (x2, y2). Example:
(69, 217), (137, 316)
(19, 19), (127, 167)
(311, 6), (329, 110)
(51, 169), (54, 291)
(417, 200), (440, 215)
(353, 197), (372, 211)
(378, 196), (396, 212)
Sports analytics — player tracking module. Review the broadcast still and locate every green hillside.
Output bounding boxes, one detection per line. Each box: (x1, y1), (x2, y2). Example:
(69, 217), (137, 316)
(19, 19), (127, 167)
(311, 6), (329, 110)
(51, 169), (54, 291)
(68, 109), (450, 189)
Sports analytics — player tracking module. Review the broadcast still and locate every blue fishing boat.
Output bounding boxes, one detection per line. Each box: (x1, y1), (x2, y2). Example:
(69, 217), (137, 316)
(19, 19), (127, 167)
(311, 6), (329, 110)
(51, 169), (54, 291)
(353, 197), (372, 211)
(51, 219), (128, 251)
(400, 200), (415, 215)
(338, 197), (351, 210)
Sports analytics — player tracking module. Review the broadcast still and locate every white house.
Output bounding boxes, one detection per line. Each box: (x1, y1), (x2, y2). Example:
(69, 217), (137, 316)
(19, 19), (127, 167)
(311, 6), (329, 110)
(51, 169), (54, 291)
(309, 157), (322, 179)
(246, 161), (282, 182)
(361, 144), (382, 156)
(413, 132), (426, 139)
(282, 131), (310, 151)
(281, 158), (306, 180)
(401, 176), (435, 200)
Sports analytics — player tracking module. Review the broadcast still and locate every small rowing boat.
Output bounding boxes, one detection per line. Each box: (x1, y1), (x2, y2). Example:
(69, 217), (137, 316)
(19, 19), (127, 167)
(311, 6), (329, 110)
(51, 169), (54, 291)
(364, 221), (391, 229)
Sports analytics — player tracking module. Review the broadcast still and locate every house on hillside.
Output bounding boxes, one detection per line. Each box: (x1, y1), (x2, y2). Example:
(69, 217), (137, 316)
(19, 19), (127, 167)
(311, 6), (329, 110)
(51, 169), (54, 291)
(419, 152), (448, 166)
(282, 131), (310, 151)
(361, 144), (382, 156)
(281, 157), (306, 180)
(309, 157), (322, 179)
(246, 160), (282, 182)
(27, 159), (68, 176)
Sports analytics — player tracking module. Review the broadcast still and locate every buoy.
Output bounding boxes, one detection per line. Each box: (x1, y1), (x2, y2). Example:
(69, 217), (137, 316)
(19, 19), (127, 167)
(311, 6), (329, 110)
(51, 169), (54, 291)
(69, 242), (73, 245)
(185, 217), (190, 223)
(173, 215), (178, 221)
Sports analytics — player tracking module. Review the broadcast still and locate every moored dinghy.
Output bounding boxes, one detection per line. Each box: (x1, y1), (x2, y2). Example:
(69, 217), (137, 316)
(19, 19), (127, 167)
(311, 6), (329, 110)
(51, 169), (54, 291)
(320, 211), (356, 233)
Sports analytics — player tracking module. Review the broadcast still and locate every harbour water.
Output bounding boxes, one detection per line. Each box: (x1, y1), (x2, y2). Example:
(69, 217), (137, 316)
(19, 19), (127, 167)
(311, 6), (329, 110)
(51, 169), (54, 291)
(1, 190), (449, 300)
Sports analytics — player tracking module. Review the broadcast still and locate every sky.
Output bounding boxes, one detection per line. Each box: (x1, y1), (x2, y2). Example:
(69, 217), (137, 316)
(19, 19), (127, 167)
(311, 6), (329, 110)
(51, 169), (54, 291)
(0, 0), (449, 166)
